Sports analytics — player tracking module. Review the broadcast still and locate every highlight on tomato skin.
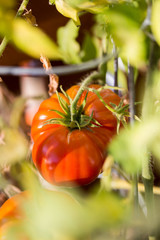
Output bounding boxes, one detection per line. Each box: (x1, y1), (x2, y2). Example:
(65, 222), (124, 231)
(31, 84), (121, 187)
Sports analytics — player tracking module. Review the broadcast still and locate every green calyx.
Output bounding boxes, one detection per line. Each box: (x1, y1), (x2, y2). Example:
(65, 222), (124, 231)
(43, 86), (95, 130)
(43, 71), (101, 130)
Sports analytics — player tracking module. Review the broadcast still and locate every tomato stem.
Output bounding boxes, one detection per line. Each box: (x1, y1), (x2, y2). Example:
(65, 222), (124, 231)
(70, 71), (99, 123)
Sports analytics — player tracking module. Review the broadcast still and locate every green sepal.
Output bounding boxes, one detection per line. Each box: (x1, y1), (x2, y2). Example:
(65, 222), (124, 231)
(76, 91), (88, 119)
(81, 91), (88, 111)
(56, 91), (70, 114)
(49, 109), (67, 118)
(60, 85), (72, 104)
(79, 112), (93, 128)
(43, 117), (71, 127)
(110, 102), (119, 109)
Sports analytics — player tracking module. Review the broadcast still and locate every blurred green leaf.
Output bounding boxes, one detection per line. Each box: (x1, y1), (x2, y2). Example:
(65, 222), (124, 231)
(66, 0), (109, 13)
(0, 8), (14, 38)
(49, 0), (55, 4)
(80, 191), (129, 234)
(151, 0), (160, 45)
(51, 0), (80, 25)
(5, 168), (129, 240)
(0, 127), (28, 168)
(108, 117), (160, 174)
(0, 0), (15, 10)
(81, 34), (98, 61)
(57, 20), (81, 64)
(10, 97), (26, 128)
(0, 0), (15, 37)
(102, 4), (147, 66)
(11, 19), (62, 59)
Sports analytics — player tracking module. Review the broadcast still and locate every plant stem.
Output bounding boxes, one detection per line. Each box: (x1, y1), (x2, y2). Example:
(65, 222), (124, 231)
(128, 64), (135, 125)
(113, 45), (118, 95)
(0, 37), (8, 58)
(0, 0), (30, 57)
(70, 71), (99, 122)
(128, 63), (139, 210)
(16, 0), (30, 18)
(141, 27), (159, 239)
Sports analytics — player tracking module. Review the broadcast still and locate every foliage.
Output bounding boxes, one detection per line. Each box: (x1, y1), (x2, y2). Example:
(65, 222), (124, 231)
(1, 0), (160, 239)
(57, 20), (81, 64)
(0, 0), (61, 59)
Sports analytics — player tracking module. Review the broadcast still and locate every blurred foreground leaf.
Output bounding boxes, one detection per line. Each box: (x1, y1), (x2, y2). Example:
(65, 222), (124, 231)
(11, 19), (62, 59)
(103, 4), (146, 67)
(0, 0), (14, 10)
(0, 127), (28, 168)
(66, 0), (109, 13)
(108, 116), (160, 174)
(151, 0), (160, 45)
(50, 0), (80, 26)
(10, 97), (26, 128)
(3, 166), (129, 240)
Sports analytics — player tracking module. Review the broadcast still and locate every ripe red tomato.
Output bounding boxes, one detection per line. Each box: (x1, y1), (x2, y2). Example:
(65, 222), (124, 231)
(31, 84), (121, 186)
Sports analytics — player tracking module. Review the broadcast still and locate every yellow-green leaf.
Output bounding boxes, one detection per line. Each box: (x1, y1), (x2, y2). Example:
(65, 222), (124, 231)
(0, 128), (28, 168)
(151, 0), (160, 45)
(57, 20), (81, 64)
(54, 0), (80, 26)
(12, 19), (62, 59)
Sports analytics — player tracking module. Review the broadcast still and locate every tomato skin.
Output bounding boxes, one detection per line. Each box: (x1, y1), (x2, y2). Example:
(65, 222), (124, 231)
(31, 85), (120, 186)
(32, 126), (113, 186)
(0, 191), (29, 227)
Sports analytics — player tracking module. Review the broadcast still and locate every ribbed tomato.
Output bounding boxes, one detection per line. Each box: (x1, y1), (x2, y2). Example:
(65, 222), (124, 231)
(31, 84), (121, 186)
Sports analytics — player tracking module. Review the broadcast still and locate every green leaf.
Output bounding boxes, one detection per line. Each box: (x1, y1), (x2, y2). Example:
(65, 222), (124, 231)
(0, 0), (15, 10)
(54, 0), (80, 26)
(151, 0), (160, 45)
(109, 117), (160, 174)
(10, 97), (26, 128)
(49, 0), (55, 4)
(105, 5), (146, 67)
(81, 34), (98, 61)
(66, 0), (109, 14)
(49, 109), (66, 118)
(0, 0), (14, 38)
(57, 20), (81, 64)
(0, 128), (28, 168)
(56, 91), (70, 114)
(11, 19), (62, 59)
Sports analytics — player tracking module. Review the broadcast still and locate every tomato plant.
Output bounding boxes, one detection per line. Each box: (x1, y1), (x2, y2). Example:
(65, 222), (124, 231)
(31, 84), (121, 186)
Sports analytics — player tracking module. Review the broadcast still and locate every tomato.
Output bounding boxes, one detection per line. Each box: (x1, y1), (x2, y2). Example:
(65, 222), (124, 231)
(0, 190), (78, 239)
(31, 84), (121, 186)
(0, 191), (29, 226)
(0, 191), (29, 240)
